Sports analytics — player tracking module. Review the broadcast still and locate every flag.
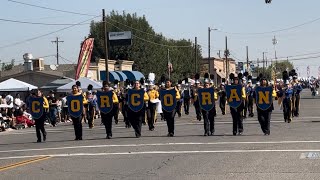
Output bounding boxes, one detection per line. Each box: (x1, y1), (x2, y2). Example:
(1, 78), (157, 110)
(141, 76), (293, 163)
(168, 61), (173, 72)
(75, 38), (94, 80)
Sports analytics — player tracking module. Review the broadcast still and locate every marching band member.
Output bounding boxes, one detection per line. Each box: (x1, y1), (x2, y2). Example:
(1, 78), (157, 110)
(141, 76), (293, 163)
(175, 83), (183, 117)
(69, 85), (87, 140)
(112, 81), (120, 125)
(292, 74), (302, 117)
(246, 76), (255, 117)
(98, 81), (119, 139)
(278, 71), (293, 123)
(198, 77), (218, 136)
(254, 76), (277, 135)
(227, 73), (246, 135)
(218, 78), (227, 115)
(147, 83), (159, 131)
(86, 84), (96, 129)
(127, 80), (149, 138)
(29, 89), (49, 143)
(191, 74), (202, 121)
(182, 79), (191, 115)
(160, 79), (181, 137)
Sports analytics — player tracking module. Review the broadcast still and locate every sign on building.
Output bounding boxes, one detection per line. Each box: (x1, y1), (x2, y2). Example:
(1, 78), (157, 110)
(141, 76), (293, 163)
(108, 31), (132, 46)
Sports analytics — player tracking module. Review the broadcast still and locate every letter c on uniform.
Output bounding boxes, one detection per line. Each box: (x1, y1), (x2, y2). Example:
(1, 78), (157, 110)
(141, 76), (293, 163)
(131, 94), (141, 106)
(32, 101), (40, 113)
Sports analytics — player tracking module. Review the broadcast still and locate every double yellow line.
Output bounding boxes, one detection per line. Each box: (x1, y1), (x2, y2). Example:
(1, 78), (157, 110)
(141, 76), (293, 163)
(0, 156), (52, 172)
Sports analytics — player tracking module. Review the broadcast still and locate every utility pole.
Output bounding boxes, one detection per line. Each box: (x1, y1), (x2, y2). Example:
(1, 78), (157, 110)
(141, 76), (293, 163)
(246, 46), (249, 73)
(195, 37), (198, 74)
(262, 52), (265, 75)
(208, 27), (211, 74)
(168, 49), (171, 80)
(51, 37), (64, 65)
(103, 9), (109, 84)
(224, 36), (229, 79)
(257, 58), (260, 75)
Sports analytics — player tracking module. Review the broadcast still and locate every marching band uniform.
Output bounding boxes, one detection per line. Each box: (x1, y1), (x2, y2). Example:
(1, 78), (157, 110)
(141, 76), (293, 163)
(163, 80), (181, 137)
(229, 76), (246, 135)
(100, 83), (119, 139)
(191, 81), (202, 121)
(255, 78), (277, 135)
(201, 80), (218, 136)
(71, 85), (87, 140)
(147, 84), (159, 131)
(121, 87), (131, 128)
(112, 86), (120, 125)
(279, 81), (293, 123)
(218, 83), (227, 115)
(292, 77), (302, 117)
(127, 81), (149, 138)
(182, 84), (191, 115)
(175, 84), (183, 117)
(32, 90), (49, 143)
(246, 80), (254, 117)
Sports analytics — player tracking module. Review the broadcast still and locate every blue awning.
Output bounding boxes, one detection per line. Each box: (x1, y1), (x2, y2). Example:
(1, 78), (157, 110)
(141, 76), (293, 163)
(122, 71), (145, 81)
(100, 71), (121, 82)
(114, 71), (127, 81)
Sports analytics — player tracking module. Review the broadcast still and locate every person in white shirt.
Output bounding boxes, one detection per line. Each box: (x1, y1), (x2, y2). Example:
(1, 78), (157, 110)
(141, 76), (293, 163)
(14, 93), (23, 109)
(5, 93), (14, 108)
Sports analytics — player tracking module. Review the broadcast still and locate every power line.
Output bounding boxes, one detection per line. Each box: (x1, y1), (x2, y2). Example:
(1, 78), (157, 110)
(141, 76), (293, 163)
(217, 16), (320, 36)
(8, 0), (96, 17)
(0, 18), (90, 26)
(0, 15), (100, 50)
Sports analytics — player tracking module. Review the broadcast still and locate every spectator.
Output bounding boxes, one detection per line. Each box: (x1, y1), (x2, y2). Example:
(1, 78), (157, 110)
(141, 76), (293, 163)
(5, 93), (13, 108)
(61, 93), (69, 122)
(47, 90), (58, 127)
(14, 93), (23, 110)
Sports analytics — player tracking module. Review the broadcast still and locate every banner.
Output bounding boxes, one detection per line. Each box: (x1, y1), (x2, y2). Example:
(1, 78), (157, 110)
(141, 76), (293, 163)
(67, 95), (84, 118)
(96, 91), (114, 114)
(255, 86), (273, 110)
(226, 85), (243, 108)
(160, 88), (177, 112)
(198, 88), (215, 111)
(29, 96), (44, 119)
(127, 89), (145, 112)
(75, 38), (94, 80)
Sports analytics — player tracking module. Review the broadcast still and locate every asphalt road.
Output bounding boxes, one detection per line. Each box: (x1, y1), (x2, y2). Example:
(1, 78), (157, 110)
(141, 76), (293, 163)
(1, 90), (320, 180)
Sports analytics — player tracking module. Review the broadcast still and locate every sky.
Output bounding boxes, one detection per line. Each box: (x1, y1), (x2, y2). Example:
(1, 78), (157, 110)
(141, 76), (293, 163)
(1, 0), (320, 77)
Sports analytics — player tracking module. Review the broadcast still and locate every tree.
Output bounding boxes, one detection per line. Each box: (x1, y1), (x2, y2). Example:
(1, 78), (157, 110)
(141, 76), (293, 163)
(1, 59), (15, 71)
(254, 61), (294, 79)
(88, 11), (202, 82)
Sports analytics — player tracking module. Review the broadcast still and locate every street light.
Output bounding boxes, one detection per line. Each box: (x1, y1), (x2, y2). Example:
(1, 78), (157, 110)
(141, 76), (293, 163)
(208, 27), (218, 85)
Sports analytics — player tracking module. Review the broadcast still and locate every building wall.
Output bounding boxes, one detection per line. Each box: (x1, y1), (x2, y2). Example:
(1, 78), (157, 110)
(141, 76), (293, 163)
(201, 58), (236, 78)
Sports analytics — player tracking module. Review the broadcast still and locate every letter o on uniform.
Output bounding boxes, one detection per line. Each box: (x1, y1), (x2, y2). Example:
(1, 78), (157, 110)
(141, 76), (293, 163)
(71, 100), (80, 112)
(164, 94), (173, 106)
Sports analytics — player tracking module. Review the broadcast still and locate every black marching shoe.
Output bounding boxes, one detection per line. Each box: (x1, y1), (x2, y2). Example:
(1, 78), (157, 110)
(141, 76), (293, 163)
(210, 132), (214, 136)
(106, 135), (112, 139)
(135, 133), (141, 138)
(43, 135), (46, 142)
(37, 139), (41, 143)
(167, 133), (174, 137)
(238, 132), (243, 135)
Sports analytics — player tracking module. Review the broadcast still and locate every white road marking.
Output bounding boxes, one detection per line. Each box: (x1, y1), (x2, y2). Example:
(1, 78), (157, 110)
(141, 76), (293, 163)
(2, 140), (320, 153)
(0, 149), (319, 160)
(1, 116), (320, 136)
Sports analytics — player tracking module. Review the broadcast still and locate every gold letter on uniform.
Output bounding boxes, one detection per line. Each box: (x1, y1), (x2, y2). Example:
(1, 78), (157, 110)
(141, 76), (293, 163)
(258, 91), (270, 104)
(71, 100), (80, 112)
(32, 101), (40, 113)
(201, 92), (212, 105)
(131, 94), (141, 106)
(228, 89), (240, 102)
(100, 96), (110, 108)
(164, 94), (173, 106)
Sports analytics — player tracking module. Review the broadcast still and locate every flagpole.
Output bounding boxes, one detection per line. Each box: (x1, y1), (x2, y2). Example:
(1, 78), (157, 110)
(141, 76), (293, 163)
(168, 49), (170, 80)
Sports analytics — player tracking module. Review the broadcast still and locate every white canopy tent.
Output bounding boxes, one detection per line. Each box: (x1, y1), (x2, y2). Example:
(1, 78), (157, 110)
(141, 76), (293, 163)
(56, 77), (102, 92)
(0, 78), (38, 92)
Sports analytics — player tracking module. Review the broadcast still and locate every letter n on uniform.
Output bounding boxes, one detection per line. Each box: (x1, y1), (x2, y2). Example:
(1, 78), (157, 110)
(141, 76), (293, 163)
(258, 91), (270, 104)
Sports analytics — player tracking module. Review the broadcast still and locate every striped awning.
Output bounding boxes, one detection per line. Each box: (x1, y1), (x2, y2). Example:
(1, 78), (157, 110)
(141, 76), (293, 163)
(114, 71), (128, 81)
(122, 71), (145, 81)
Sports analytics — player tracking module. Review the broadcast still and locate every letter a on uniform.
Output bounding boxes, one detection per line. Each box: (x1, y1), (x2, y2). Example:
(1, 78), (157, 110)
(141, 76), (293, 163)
(97, 91), (113, 114)
(127, 89), (145, 112)
(160, 88), (177, 112)
(255, 86), (273, 110)
(29, 96), (44, 119)
(67, 95), (83, 118)
(198, 88), (215, 111)
(226, 85), (243, 108)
